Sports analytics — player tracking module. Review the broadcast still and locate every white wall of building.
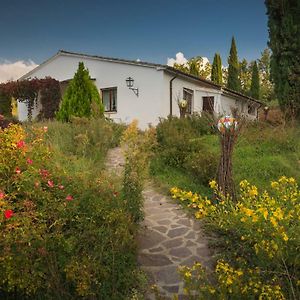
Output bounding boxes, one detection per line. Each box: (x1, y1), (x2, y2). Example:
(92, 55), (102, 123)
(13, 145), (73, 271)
(17, 98), (42, 122)
(19, 53), (259, 127)
(20, 54), (166, 129)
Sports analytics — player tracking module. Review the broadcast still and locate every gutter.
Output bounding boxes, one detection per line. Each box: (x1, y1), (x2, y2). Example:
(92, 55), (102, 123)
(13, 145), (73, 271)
(169, 75), (177, 116)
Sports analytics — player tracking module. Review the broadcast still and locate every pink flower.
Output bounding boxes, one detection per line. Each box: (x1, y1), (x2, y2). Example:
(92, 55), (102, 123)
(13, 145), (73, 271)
(0, 191), (5, 199)
(15, 167), (21, 175)
(40, 169), (49, 178)
(4, 209), (13, 219)
(43, 126), (48, 132)
(58, 185), (64, 190)
(47, 180), (54, 188)
(17, 140), (25, 148)
(34, 181), (40, 188)
(66, 195), (73, 201)
(27, 158), (33, 165)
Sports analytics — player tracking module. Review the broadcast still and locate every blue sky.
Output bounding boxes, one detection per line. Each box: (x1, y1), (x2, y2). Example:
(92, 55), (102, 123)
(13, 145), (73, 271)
(0, 0), (268, 80)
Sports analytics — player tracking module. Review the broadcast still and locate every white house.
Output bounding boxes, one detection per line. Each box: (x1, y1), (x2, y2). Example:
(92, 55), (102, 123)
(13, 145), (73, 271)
(19, 50), (262, 128)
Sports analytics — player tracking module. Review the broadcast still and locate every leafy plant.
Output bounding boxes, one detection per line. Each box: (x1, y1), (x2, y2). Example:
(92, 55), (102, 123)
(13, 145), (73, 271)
(56, 62), (104, 122)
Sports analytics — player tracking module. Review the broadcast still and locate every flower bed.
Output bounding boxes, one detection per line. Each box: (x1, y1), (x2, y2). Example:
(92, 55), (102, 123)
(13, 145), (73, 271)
(0, 124), (139, 299)
(171, 177), (300, 299)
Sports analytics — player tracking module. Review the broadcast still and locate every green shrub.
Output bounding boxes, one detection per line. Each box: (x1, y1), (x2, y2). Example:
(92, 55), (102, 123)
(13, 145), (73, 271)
(121, 121), (157, 222)
(183, 149), (218, 185)
(171, 177), (300, 299)
(0, 123), (140, 299)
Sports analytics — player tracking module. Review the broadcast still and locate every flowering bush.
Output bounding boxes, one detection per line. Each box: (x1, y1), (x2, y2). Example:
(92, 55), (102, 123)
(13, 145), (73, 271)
(171, 177), (300, 298)
(121, 120), (157, 222)
(0, 124), (140, 298)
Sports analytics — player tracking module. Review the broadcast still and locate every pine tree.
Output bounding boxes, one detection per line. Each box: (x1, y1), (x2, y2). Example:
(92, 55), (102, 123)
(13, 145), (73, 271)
(227, 37), (241, 92)
(211, 53), (223, 85)
(265, 0), (300, 117)
(250, 61), (260, 99)
(56, 62), (103, 121)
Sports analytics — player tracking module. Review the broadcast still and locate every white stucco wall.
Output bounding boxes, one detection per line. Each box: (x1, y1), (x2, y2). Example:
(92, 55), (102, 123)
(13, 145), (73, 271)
(20, 54), (165, 129)
(17, 98), (42, 122)
(19, 53), (259, 127)
(162, 73), (224, 118)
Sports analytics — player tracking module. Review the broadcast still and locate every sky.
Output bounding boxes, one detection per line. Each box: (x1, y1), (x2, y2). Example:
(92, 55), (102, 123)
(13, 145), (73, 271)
(0, 0), (268, 82)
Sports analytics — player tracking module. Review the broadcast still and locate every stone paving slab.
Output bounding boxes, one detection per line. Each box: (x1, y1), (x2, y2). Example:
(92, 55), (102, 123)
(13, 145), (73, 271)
(106, 148), (214, 300)
(138, 182), (214, 299)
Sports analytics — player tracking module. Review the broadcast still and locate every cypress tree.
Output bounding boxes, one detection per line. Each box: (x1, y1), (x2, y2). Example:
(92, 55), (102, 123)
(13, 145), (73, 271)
(265, 0), (300, 118)
(227, 37), (241, 92)
(211, 53), (223, 85)
(250, 61), (260, 99)
(56, 62), (104, 121)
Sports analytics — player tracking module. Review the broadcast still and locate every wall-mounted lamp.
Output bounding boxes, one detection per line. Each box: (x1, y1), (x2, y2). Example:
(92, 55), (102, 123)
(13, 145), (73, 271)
(126, 77), (139, 97)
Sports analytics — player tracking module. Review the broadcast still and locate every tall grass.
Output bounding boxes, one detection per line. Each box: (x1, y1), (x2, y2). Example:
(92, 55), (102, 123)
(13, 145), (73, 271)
(151, 116), (300, 194)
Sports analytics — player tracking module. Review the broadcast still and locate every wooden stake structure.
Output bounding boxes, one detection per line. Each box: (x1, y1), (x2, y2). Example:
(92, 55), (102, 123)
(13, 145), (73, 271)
(217, 116), (241, 201)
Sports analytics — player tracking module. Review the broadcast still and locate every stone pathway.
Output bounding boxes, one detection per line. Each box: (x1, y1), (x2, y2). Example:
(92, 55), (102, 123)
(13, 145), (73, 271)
(106, 148), (214, 299)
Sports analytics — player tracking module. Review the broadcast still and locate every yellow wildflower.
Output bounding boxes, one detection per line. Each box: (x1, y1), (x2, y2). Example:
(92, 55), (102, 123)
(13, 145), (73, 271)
(282, 232), (289, 242)
(271, 181), (279, 189)
(209, 180), (217, 189)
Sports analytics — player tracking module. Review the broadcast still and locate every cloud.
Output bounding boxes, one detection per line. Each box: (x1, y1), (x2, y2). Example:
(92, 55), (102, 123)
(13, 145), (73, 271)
(167, 52), (188, 66)
(0, 60), (38, 83)
(167, 52), (210, 69)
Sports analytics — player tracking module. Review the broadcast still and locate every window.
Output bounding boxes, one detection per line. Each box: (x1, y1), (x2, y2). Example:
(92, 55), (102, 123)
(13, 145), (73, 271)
(183, 88), (193, 114)
(101, 87), (117, 112)
(248, 104), (256, 115)
(202, 96), (214, 114)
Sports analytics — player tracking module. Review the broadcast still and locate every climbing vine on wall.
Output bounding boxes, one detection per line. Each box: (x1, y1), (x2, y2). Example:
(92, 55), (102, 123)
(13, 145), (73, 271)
(0, 77), (61, 121)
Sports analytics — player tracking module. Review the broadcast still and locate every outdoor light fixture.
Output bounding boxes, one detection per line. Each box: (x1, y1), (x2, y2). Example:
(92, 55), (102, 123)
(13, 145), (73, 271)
(126, 77), (139, 97)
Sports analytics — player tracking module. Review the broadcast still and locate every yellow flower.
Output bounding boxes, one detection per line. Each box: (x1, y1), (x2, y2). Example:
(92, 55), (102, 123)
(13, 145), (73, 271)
(249, 186), (258, 197)
(270, 216), (278, 228)
(252, 215), (258, 222)
(273, 208), (283, 220)
(271, 181), (279, 189)
(184, 271), (192, 278)
(244, 208), (254, 217)
(282, 232), (289, 242)
(209, 180), (217, 189)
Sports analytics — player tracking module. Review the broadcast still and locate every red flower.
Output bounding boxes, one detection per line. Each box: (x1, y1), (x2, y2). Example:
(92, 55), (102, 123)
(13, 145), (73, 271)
(27, 158), (33, 165)
(47, 180), (54, 188)
(66, 195), (73, 201)
(0, 191), (5, 199)
(17, 140), (25, 148)
(4, 209), (13, 219)
(39, 169), (49, 178)
(15, 167), (21, 174)
(58, 185), (64, 190)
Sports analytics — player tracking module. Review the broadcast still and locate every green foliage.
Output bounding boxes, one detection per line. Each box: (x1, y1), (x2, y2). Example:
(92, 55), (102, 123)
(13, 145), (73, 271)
(258, 48), (275, 102)
(151, 118), (300, 196)
(121, 121), (156, 222)
(265, 0), (300, 118)
(183, 149), (218, 185)
(239, 58), (252, 95)
(0, 89), (12, 117)
(56, 62), (104, 122)
(227, 37), (241, 92)
(153, 115), (216, 190)
(249, 61), (260, 99)
(173, 56), (212, 79)
(172, 177), (300, 299)
(0, 121), (140, 299)
(211, 53), (223, 85)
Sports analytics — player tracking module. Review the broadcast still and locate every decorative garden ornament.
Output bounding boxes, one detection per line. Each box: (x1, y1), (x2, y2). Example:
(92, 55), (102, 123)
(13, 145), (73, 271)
(217, 115), (238, 133)
(178, 99), (188, 118)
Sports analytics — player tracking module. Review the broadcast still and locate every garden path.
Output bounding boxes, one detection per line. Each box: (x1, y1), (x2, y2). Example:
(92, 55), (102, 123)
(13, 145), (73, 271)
(105, 147), (214, 300)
